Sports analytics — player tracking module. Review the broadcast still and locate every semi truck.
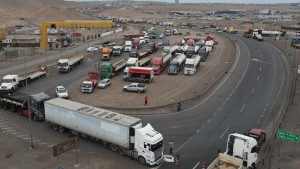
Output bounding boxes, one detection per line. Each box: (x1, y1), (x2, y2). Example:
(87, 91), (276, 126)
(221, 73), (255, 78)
(184, 55), (200, 75)
(0, 70), (47, 91)
(123, 67), (154, 83)
(101, 47), (112, 60)
(57, 55), (84, 73)
(204, 40), (214, 53)
(225, 133), (259, 169)
(99, 59), (127, 79)
(207, 153), (243, 169)
(132, 39), (141, 49)
(123, 58), (152, 77)
(164, 28), (171, 36)
(129, 49), (150, 60)
(0, 92), (50, 121)
(81, 72), (99, 93)
(44, 98), (164, 165)
(125, 41), (132, 52)
(168, 53), (186, 75)
(112, 46), (123, 56)
(151, 54), (173, 75)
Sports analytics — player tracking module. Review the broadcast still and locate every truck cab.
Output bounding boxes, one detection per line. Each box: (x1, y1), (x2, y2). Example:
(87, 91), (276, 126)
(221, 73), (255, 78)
(168, 61), (179, 75)
(247, 128), (266, 150)
(57, 59), (71, 72)
(101, 47), (111, 60)
(125, 41), (132, 52)
(0, 75), (19, 91)
(162, 46), (171, 56)
(129, 48), (139, 58)
(185, 46), (195, 58)
(112, 46), (123, 56)
(81, 72), (99, 93)
(144, 35), (150, 43)
(132, 39), (141, 49)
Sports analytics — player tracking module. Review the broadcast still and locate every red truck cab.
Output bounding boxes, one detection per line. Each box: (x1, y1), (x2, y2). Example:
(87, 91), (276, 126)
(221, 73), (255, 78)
(132, 39), (141, 49)
(152, 57), (164, 75)
(247, 128), (266, 150)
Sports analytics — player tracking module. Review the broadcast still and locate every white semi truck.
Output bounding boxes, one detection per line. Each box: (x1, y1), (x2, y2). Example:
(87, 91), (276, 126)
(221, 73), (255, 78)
(57, 55), (84, 73)
(44, 98), (164, 165)
(225, 133), (259, 169)
(0, 71), (47, 91)
(184, 55), (200, 75)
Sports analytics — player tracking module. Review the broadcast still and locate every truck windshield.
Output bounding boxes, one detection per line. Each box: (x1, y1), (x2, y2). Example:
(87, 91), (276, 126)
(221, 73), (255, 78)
(100, 67), (109, 72)
(2, 79), (13, 83)
(186, 50), (194, 55)
(102, 52), (110, 55)
(82, 83), (92, 88)
(57, 62), (68, 67)
(126, 45), (131, 47)
(185, 64), (194, 68)
(129, 53), (137, 57)
(126, 63), (135, 67)
(152, 64), (160, 68)
(151, 140), (163, 151)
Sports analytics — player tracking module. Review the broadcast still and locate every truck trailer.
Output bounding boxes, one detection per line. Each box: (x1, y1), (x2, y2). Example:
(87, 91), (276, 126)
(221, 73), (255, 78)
(44, 98), (164, 165)
(207, 153), (243, 169)
(0, 92), (50, 121)
(184, 55), (200, 75)
(123, 67), (154, 83)
(57, 55), (84, 73)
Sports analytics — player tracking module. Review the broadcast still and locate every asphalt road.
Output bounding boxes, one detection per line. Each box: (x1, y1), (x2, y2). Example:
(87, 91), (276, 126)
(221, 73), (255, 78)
(142, 34), (289, 169)
(0, 29), (289, 169)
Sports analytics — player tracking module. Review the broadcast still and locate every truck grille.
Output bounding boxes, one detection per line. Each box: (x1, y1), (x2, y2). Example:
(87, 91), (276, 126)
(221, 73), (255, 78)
(154, 147), (163, 162)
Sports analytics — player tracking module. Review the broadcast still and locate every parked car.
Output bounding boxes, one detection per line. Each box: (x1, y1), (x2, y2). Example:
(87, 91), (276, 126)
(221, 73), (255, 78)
(94, 45), (103, 50)
(103, 40), (116, 46)
(147, 42), (157, 54)
(98, 79), (111, 89)
(55, 86), (69, 99)
(123, 83), (147, 93)
(157, 40), (163, 46)
(159, 33), (164, 39)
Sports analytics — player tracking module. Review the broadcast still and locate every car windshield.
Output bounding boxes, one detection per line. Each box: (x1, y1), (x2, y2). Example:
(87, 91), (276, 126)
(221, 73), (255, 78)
(58, 88), (66, 93)
(100, 81), (107, 84)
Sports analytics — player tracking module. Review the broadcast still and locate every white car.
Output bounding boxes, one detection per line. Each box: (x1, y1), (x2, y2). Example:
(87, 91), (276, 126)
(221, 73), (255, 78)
(98, 79), (111, 89)
(55, 86), (69, 99)
(123, 83), (147, 93)
(159, 33), (164, 39)
(87, 47), (97, 52)
(139, 37), (145, 44)
(157, 40), (163, 46)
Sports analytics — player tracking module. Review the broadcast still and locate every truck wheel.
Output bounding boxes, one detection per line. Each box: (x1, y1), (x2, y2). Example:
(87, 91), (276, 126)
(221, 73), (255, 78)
(138, 156), (146, 165)
(58, 126), (65, 133)
(53, 124), (59, 131)
(110, 144), (119, 152)
(11, 105), (16, 112)
(33, 115), (38, 121)
(118, 147), (126, 156)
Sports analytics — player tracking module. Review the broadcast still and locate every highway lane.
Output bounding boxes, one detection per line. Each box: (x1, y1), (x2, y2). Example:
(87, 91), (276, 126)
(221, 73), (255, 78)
(139, 35), (289, 169)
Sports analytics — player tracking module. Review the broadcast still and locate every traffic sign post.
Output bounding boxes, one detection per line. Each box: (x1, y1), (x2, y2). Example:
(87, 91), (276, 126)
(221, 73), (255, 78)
(277, 130), (299, 143)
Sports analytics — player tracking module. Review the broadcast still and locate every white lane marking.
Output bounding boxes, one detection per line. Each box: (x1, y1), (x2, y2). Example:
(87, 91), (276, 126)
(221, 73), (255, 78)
(251, 58), (260, 62)
(17, 134), (29, 138)
(220, 127), (230, 139)
(257, 76), (260, 81)
(175, 137), (192, 152)
(260, 67), (262, 72)
(251, 88), (255, 94)
(1, 126), (15, 130)
(193, 162), (200, 169)
(240, 104), (246, 112)
(260, 54), (262, 58)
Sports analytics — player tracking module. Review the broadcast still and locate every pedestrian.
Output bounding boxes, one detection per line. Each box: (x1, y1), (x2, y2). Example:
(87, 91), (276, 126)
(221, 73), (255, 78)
(202, 161), (206, 169)
(176, 101), (181, 111)
(169, 140), (174, 154)
(144, 96), (148, 105)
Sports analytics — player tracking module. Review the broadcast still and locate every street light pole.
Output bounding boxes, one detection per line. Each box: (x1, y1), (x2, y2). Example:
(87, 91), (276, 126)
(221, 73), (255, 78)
(24, 55), (34, 149)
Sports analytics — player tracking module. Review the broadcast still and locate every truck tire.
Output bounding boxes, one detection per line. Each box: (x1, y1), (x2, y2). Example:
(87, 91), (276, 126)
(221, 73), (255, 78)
(58, 126), (65, 133)
(53, 124), (59, 131)
(110, 144), (119, 152)
(138, 156), (146, 165)
(118, 147), (126, 156)
(123, 88), (127, 92)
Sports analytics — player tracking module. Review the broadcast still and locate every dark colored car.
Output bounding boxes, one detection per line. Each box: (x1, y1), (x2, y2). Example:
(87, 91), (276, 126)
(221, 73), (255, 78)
(199, 48), (208, 62)
(103, 40), (116, 46)
(147, 42), (157, 54)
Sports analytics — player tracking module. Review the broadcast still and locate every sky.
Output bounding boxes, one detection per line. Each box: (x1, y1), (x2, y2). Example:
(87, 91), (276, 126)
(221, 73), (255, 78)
(66, 0), (300, 4)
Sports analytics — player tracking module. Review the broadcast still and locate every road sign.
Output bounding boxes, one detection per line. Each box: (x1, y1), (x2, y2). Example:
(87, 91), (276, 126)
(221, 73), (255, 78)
(52, 137), (79, 157)
(277, 130), (299, 143)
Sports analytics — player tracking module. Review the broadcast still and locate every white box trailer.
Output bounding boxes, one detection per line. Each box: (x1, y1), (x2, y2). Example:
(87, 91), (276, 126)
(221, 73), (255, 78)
(207, 153), (243, 169)
(44, 98), (164, 165)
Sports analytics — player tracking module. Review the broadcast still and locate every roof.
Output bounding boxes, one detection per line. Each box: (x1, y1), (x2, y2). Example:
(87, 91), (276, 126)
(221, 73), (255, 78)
(249, 128), (265, 135)
(31, 92), (51, 102)
(45, 98), (141, 127)
(129, 67), (153, 71)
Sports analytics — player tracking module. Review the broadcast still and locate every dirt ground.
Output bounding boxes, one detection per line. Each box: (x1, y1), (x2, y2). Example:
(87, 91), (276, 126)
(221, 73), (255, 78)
(69, 31), (235, 114)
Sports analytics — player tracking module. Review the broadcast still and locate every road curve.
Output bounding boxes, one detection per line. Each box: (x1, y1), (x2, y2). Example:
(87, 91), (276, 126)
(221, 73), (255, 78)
(141, 34), (290, 169)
